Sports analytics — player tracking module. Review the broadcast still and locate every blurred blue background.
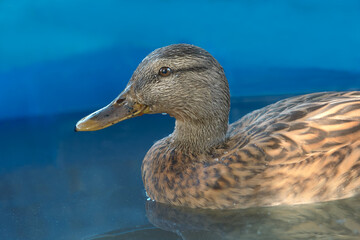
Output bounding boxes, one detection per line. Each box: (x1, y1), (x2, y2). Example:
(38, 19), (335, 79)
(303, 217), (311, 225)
(1, 0), (359, 120)
(1, 1), (360, 240)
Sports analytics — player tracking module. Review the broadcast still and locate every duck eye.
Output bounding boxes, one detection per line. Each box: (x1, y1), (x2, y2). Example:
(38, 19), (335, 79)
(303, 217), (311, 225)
(159, 67), (172, 77)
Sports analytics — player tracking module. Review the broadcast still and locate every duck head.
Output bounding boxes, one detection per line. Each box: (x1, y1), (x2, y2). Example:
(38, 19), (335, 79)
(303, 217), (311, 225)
(76, 44), (230, 152)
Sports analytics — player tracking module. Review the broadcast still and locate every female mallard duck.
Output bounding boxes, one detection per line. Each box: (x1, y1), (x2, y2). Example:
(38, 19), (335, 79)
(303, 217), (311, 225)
(75, 44), (360, 209)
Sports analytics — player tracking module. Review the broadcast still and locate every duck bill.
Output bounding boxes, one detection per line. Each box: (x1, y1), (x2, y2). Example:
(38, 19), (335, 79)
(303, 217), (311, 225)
(75, 97), (150, 132)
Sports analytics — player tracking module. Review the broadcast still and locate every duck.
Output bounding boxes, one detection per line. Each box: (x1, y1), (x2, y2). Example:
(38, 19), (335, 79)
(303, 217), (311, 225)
(75, 44), (360, 209)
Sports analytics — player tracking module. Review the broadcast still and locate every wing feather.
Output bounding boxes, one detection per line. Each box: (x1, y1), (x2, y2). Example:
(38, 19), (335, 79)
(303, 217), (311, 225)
(228, 92), (360, 165)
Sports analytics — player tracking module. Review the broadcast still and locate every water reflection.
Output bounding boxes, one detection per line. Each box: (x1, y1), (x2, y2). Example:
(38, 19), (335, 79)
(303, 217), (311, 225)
(146, 197), (360, 240)
(91, 196), (360, 240)
(3, 96), (360, 240)
(87, 225), (179, 240)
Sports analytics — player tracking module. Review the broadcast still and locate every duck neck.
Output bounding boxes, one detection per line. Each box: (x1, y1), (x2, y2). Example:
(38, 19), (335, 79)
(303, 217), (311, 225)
(170, 118), (228, 153)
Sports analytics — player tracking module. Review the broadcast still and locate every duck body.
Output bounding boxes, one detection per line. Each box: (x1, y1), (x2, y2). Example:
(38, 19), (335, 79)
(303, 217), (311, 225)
(76, 44), (360, 209)
(143, 91), (360, 209)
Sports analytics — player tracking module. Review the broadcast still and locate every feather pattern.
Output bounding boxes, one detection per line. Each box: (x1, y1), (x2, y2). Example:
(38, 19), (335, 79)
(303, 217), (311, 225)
(76, 44), (360, 209)
(143, 92), (360, 209)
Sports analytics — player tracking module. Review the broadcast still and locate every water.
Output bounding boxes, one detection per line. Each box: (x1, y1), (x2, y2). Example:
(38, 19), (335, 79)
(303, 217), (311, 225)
(1, 95), (360, 240)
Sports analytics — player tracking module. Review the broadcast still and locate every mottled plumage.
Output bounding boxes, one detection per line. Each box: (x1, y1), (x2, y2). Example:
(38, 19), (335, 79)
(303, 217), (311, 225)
(143, 91), (360, 209)
(76, 44), (360, 209)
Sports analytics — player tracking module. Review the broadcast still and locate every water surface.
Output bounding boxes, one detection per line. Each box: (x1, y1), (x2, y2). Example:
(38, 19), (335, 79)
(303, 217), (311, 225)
(1, 95), (360, 240)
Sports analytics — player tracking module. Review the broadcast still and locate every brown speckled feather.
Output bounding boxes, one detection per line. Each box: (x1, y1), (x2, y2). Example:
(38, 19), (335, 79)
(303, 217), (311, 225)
(76, 44), (360, 210)
(143, 91), (360, 209)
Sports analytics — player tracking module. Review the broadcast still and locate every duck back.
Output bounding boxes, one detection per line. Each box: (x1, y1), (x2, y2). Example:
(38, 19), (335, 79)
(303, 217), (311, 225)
(142, 92), (360, 209)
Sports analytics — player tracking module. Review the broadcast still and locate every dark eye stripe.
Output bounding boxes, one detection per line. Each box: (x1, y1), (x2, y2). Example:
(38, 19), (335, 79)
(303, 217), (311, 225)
(175, 66), (209, 73)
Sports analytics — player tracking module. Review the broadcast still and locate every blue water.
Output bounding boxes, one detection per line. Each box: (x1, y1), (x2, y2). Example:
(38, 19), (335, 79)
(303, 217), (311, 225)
(1, 0), (360, 120)
(1, 96), (360, 240)
(1, 1), (360, 239)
